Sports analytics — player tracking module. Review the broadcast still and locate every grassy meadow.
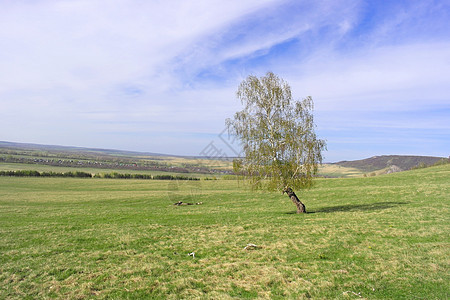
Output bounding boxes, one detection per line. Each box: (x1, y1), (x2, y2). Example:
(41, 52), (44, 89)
(0, 164), (448, 299)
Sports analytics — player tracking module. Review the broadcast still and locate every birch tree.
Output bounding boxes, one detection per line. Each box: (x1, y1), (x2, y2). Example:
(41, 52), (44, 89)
(226, 72), (326, 213)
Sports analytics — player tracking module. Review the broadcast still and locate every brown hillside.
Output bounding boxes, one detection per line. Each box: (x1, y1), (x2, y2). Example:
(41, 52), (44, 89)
(334, 155), (446, 173)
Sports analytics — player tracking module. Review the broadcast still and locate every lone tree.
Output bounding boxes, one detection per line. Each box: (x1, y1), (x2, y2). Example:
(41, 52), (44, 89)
(226, 72), (326, 213)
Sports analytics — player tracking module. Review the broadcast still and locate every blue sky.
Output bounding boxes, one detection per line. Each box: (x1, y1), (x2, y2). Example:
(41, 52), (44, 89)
(0, 0), (449, 162)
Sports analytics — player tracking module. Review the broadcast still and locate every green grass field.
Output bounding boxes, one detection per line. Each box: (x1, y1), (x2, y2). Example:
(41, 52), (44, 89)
(1, 165), (448, 299)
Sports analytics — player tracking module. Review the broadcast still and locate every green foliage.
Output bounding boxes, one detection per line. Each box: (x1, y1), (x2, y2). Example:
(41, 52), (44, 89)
(153, 174), (199, 181)
(226, 72), (326, 191)
(0, 170), (92, 178)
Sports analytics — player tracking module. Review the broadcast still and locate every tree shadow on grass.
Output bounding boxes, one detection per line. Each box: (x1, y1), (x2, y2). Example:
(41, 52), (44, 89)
(284, 201), (409, 214)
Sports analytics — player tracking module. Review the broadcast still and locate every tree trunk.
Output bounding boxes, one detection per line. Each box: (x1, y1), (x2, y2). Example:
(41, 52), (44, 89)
(283, 187), (306, 214)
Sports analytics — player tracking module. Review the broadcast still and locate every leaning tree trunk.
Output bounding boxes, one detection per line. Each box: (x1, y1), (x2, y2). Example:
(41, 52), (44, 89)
(283, 187), (306, 214)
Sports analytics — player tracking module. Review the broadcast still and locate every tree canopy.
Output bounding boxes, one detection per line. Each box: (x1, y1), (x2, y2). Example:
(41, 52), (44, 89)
(226, 72), (326, 193)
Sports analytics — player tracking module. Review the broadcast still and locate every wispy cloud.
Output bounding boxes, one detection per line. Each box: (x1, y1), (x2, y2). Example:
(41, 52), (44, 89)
(292, 42), (450, 110)
(0, 0), (448, 160)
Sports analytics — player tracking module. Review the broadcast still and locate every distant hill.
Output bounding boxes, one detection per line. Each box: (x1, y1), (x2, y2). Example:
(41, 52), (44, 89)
(0, 141), (172, 158)
(0, 140), (234, 175)
(0, 141), (224, 160)
(334, 155), (446, 173)
(1, 141), (447, 175)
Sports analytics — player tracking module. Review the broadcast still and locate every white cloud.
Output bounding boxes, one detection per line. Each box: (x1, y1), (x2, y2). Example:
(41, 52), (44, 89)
(0, 0), (448, 159)
(0, 0), (281, 144)
(0, 0), (279, 91)
(172, 0), (362, 81)
(289, 42), (450, 112)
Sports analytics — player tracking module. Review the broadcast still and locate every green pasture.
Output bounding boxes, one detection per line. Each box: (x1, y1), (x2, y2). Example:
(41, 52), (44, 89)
(0, 165), (448, 299)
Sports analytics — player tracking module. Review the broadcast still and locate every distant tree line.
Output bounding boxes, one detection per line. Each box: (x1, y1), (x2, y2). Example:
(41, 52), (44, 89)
(93, 172), (199, 180)
(0, 170), (200, 180)
(0, 170), (92, 178)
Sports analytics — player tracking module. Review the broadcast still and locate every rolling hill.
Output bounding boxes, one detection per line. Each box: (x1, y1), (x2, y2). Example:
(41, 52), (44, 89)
(1, 141), (447, 177)
(334, 155), (447, 173)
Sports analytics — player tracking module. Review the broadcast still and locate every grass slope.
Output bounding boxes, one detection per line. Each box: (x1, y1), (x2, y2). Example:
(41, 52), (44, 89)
(0, 165), (448, 299)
